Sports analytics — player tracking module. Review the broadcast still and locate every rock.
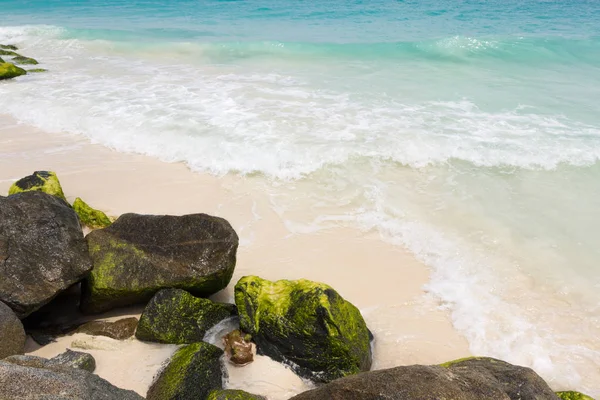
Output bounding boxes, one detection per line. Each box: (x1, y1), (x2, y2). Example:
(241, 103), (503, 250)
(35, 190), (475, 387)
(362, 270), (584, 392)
(0, 192), (92, 318)
(0, 359), (143, 399)
(0, 301), (26, 358)
(0, 62), (26, 80)
(3, 355), (50, 368)
(81, 213), (238, 314)
(235, 276), (372, 382)
(136, 288), (236, 344)
(73, 197), (112, 229)
(11, 55), (39, 65)
(48, 349), (96, 372)
(0, 49), (19, 56)
(146, 342), (224, 400)
(71, 336), (120, 351)
(556, 391), (595, 400)
(27, 68), (48, 73)
(0, 57), (4, 63)
(8, 171), (67, 201)
(208, 389), (267, 400)
(223, 329), (254, 366)
(290, 357), (559, 400)
(0, 44), (18, 50)
(75, 317), (138, 340)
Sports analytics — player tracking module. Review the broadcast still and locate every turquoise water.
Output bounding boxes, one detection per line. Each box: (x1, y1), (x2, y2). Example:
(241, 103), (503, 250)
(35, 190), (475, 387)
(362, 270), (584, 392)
(2, 0), (600, 395)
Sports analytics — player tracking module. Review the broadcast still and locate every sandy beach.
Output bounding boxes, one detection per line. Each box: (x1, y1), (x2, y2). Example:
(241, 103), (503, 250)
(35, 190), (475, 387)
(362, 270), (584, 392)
(0, 114), (470, 398)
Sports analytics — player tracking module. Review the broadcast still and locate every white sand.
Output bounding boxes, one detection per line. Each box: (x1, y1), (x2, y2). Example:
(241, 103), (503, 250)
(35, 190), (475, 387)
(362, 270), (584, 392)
(1, 115), (470, 399)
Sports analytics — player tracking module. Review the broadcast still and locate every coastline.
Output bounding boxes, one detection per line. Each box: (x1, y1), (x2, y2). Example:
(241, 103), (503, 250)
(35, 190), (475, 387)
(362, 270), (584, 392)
(0, 114), (470, 398)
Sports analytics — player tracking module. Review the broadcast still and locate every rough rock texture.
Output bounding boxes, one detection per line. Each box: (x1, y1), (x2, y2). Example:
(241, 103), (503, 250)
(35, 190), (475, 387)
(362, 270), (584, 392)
(208, 389), (267, 400)
(223, 329), (254, 366)
(0, 62), (26, 80)
(0, 192), (92, 318)
(556, 392), (595, 400)
(8, 171), (67, 201)
(0, 44), (18, 50)
(146, 342), (224, 400)
(81, 213), (238, 314)
(0, 301), (26, 358)
(136, 288), (236, 344)
(290, 357), (559, 400)
(73, 197), (112, 229)
(11, 55), (39, 65)
(0, 359), (143, 400)
(235, 276), (371, 382)
(48, 349), (96, 372)
(75, 317), (138, 340)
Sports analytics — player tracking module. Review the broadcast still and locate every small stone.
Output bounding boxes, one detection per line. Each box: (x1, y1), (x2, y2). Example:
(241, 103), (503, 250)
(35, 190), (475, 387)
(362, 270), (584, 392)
(75, 317), (138, 340)
(48, 349), (96, 372)
(223, 329), (254, 366)
(73, 197), (112, 228)
(27, 68), (48, 73)
(8, 171), (67, 201)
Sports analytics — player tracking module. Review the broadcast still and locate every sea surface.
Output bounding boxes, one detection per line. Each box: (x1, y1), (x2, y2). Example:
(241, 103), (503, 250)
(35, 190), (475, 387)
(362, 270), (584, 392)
(2, 0), (600, 395)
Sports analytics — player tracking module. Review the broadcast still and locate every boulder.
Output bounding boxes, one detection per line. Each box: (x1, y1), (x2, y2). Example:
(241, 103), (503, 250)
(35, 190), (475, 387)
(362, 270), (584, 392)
(0, 192), (92, 318)
(208, 389), (267, 400)
(4, 350), (95, 372)
(0, 301), (26, 358)
(81, 213), (238, 313)
(146, 342), (224, 400)
(75, 317), (138, 340)
(136, 288), (236, 344)
(0, 44), (18, 50)
(8, 171), (67, 201)
(235, 276), (371, 382)
(11, 55), (39, 65)
(223, 329), (254, 366)
(0, 359), (143, 399)
(0, 62), (26, 80)
(73, 197), (112, 229)
(556, 392), (595, 400)
(289, 357), (559, 400)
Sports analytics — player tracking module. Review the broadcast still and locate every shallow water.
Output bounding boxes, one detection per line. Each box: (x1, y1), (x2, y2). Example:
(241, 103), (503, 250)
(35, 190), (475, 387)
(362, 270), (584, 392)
(1, 0), (600, 395)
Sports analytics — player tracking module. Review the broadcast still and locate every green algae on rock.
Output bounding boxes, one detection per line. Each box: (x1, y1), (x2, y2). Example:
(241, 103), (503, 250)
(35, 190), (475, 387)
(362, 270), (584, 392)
(81, 213), (238, 314)
(0, 57), (4, 63)
(208, 389), (267, 400)
(0, 49), (19, 56)
(11, 55), (39, 65)
(73, 197), (112, 228)
(27, 68), (48, 73)
(146, 342), (224, 400)
(8, 171), (67, 201)
(0, 45), (18, 51)
(0, 62), (27, 80)
(136, 288), (236, 344)
(234, 276), (372, 383)
(557, 391), (596, 400)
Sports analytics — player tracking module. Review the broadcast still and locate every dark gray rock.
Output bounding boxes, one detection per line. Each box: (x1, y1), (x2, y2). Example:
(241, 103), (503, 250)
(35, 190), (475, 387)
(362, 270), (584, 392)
(136, 288), (236, 344)
(290, 357), (559, 400)
(0, 192), (92, 318)
(75, 317), (138, 340)
(48, 349), (96, 372)
(0, 359), (142, 399)
(0, 300), (25, 358)
(81, 213), (238, 314)
(147, 342), (224, 400)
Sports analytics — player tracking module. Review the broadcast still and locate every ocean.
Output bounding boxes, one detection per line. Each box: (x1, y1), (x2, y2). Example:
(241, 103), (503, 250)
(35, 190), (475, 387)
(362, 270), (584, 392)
(1, 0), (599, 395)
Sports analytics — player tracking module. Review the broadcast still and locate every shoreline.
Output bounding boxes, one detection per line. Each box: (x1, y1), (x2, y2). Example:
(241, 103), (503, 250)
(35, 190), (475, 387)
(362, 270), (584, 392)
(0, 114), (471, 398)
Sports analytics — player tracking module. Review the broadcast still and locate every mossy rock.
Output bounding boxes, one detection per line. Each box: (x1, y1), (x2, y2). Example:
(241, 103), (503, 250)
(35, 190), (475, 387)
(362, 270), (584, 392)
(136, 288), (236, 344)
(81, 213), (238, 314)
(0, 57), (4, 63)
(73, 197), (112, 229)
(11, 55), (38, 65)
(556, 391), (595, 400)
(8, 171), (67, 201)
(146, 342), (224, 400)
(235, 276), (372, 383)
(0, 44), (18, 51)
(0, 62), (27, 80)
(28, 68), (48, 73)
(0, 49), (19, 56)
(208, 389), (267, 400)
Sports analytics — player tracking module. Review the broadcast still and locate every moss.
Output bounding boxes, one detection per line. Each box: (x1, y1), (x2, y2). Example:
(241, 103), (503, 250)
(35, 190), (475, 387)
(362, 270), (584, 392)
(146, 342), (224, 400)
(0, 45), (18, 51)
(0, 62), (27, 80)
(438, 356), (481, 368)
(73, 197), (112, 229)
(136, 288), (236, 344)
(0, 49), (19, 56)
(207, 389), (266, 400)
(11, 56), (38, 65)
(8, 171), (66, 200)
(0, 57), (4, 63)
(234, 275), (372, 382)
(556, 391), (596, 400)
(28, 68), (48, 73)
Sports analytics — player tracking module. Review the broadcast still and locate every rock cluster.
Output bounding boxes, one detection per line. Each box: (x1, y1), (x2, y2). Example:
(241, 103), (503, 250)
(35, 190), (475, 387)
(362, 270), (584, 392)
(0, 43), (46, 79)
(0, 170), (594, 400)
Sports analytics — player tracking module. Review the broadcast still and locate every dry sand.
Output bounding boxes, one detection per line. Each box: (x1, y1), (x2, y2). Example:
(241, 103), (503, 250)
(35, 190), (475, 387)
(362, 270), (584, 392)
(1, 115), (470, 398)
